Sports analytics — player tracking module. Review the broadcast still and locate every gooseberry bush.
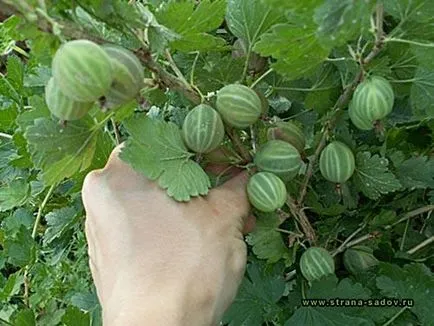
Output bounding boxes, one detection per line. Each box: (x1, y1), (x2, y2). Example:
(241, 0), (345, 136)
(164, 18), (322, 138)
(0, 0), (434, 325)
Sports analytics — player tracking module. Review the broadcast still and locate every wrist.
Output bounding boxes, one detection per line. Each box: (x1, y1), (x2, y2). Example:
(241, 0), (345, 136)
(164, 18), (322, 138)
(102, 281), (215, 326)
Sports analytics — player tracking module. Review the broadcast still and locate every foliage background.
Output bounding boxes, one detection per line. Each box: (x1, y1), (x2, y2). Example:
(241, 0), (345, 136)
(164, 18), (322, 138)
(0, 0), (433, 325)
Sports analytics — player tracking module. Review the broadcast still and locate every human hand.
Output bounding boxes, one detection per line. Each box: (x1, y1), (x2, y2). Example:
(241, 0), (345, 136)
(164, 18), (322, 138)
(81, 144), (254, 326)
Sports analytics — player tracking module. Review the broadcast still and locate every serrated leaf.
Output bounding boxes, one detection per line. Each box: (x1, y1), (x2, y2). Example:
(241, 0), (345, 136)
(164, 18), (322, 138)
(254, 23), (330, 80)
(23, 65), (51, 88)
(285, 308), (374, 326)
(0, 271), (23, 301)
(120, 115), (210, 201)
(411, 45), (434, 69)
(385, 1), (434, 41)
(16, 96), (51, 131)
(396, 156), (434, 189)
(25, 118), (99, 186)
(223, 261), (285, 326)
(376, 263), (434, 326)
(226, 0), (285, 48)
(43, 207), (77, 246)
(246, 212), (293, 265)
(4, 225), (35, 267)
(0, 104), (18, 131)
(315, 0), (374, 47)
(385, 0), (434, 24)
(61, 306), (90, 326)
(261, 0), (322, 13)
(14, 309), (36, 326)
(2, 208), (34, 235)
(0, 178), (30, 212)
(70, 291), (99, 311)
(6, 56), (24, 94)
(192, 53), (245, 93)
(157, 0), (227, 51)
(286, 276), (375, 326)
(354, 152), (402, 200)
(410, 66), (434, 117)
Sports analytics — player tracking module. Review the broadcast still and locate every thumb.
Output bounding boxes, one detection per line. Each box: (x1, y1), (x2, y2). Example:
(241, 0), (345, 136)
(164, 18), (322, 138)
(214, 170), (251, 219)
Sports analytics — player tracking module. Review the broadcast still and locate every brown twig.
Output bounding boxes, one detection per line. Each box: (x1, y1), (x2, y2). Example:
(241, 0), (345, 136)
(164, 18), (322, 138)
(0, 2), (203, 105)
(286, 195), (316, 244)
(297, 3), (385, 206)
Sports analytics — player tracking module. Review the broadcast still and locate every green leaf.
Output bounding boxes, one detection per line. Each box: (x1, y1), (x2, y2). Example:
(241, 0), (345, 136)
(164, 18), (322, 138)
(2, 208), (34, 236)
(43, 207), (78, 246)
(14, 309), (36, 326)
(376, 263), (434, 326)
(412, 45), (434, 69)
(192, 53), (245, 93)
(396, 156), (434, 189)
(385, 0), (434, 24)
(0, 271), (23, 302)
(24, 65), (51, 88)
(285, 308), (373, 326)
(25, 118), (99, 186)
(226, 0), (285, 48)
(261, 0), (322, 13)
(286, 276), (374, 326)
(410, 66), (434, 117)
(0, 178), (30, 212)
(5, 56), (24, 94)
(0, 104), (18, 131)
(254, 23), (330, 80)
(70, 291), (99, 311)
(16, 96), (51, 131)
(314, 0), (374, 47)
(353, 152), (402, 200)
(246, 212), (293, 266)
(385, 1), (434, 41)
(223, 261), (285, 326)
(119, 115), (210, 201)
(61, 306), (90, 326)
(157, 0), (227, 51)
(4, 226), (35, 267)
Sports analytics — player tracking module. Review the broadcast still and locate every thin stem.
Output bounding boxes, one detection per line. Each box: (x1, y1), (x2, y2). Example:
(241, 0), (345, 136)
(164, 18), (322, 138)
(24, 184), (56, 305)
(399, 218), (410, 251)
(226, 127), (251, 163)
(12, 45), (29, 57)
(164, 49), (190, 88)
(272, 86), (335, 92)
(190, 51), (200, 85)
(325, 57), (349, 62)
(31, 184), (56, 238)
(406, 236), (434, 255)
(389, 78), (416, 84)
(332, 232), (379, 257)
(385, 37), (434, 48)
(0, 132), (13, 139)
(250, 125), (257, 154)
(0, 317), (13, 326)
(111, 118), (120, 145)
(275, 228), (303, 237)
(332, 224), (366, 257)
(240, 46), (252, 82)
(250, 68), (273, 89)
(286, 195), (316, 243)
(385, 205), (434, 230)
(382, 307), (408, 326)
